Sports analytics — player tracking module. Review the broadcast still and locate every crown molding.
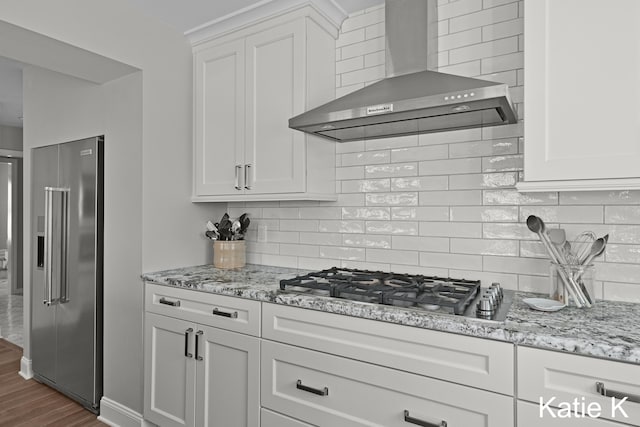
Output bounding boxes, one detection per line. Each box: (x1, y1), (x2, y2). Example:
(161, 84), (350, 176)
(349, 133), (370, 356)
(186, 0), (347, 45)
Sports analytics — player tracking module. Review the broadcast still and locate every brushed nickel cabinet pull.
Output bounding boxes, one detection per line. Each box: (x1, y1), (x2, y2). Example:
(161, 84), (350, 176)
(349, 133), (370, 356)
(296, 379), (328, 396)
(404, 410), (447, 427)
(597, 382), (640, 403)
(212, 308), (238, 318)
(159, 297), (180, 307)
(235, 165), (243, 190)
(184, 328), (193, 358)
(244, 164), (252, 190)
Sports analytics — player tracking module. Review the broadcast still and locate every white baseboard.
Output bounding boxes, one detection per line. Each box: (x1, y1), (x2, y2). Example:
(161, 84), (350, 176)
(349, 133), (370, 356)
(98, 396), (149, 427)
(19, 356), (33, 379)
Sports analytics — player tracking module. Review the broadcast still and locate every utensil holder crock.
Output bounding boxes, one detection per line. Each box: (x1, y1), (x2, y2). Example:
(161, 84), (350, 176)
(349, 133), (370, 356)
(549, 262), (595, 307)
(213, 240), (246, 269)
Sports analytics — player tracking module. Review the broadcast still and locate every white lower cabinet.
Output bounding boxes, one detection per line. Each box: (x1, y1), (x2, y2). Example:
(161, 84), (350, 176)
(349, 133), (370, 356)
(518, 401), (631, 427)
(144, 288), (261, 427)
(261, 340), (514, 427)
(518, 346), (640, 427)
(261, 409), (313, 427)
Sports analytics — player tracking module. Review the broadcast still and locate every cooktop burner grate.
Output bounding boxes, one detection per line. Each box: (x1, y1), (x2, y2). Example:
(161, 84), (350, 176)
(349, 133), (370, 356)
(280, 267), (481, 315)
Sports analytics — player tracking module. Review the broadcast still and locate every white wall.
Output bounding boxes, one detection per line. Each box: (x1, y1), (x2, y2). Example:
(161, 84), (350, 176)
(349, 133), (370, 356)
(0, 125), (23, 151)
(1, 0), (226, 415)
(233, 1), (640, 303)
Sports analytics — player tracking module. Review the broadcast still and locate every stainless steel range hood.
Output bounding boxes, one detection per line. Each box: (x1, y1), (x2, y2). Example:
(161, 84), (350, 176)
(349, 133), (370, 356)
(289, 0), (517, 142)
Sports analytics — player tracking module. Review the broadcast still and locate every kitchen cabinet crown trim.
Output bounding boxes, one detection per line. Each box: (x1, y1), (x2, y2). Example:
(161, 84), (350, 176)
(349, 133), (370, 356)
(187, 0), (346, 45)
(191, 192), (337, 202)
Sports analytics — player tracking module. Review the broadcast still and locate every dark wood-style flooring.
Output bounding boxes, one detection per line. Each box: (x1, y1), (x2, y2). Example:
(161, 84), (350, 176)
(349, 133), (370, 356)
(0, 339), (105, 426)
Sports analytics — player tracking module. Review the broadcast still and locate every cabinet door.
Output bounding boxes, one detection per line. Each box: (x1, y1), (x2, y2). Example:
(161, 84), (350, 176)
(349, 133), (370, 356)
(244, 20), (306, 194)
(524, 0), (640, 184)
(194, 39), (245, 196)
(195, 325), (260, 427)
(144, 313), (196, 427)
(261, 409), (315, 427)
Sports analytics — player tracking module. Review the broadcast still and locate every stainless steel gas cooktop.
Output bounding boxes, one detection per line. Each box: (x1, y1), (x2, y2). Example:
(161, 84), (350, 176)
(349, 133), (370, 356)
(280, 267), (513, 322)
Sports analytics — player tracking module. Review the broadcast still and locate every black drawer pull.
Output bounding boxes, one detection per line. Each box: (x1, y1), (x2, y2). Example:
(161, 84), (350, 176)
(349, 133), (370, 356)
(212, 308), (238, 318)
(597, 382), (640, 404)
(184, 328), (193, 358)
(159, 297), (180, 307)
(296, 379), (328, 396)
(195, 330), (203, 361)
(404, 410), (447, 427)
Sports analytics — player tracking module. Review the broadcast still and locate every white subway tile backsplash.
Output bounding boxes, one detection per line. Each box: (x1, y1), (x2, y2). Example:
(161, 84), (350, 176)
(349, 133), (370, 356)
(449, 172), (517, 189)
(342, 178), (391, 193)
(366, 192), (419, 206)
(367, 248), (419, 265)
(392, 236), (450, 252)
(449, 138), (518, 158)
(518, 206), (604, 224)
(344, 234), (391, 249)
(366, 163), (418, 178)
(439, 0), (482, 20)
(420, 252), (483, 270)
(391, 144), (448, 163)
(605, 206), (640, 224)
(335, 28), (365, 48)
(449, 3), (518, 32)
(419, 158), (481, 175)
(482, 154), (523, 172)
(391, 176), (448, 191)
(319, 246), (365, 261)
(438, 28), (482, 51)
(366, 221), (419, 235)
(483, 189), (557, 205)
(450, 206), (519, 222)
(242, 1), (640, 302)
(336, 56), (364, 74)
(340, 37), (385, 60)
(318, 220), (365, 234)
(451, 238), (519, 256)
(560, 190), (640, 206)
(480, 51), (523, 73)
(336, 166), (365, 180)
(604, 244), (640, 264)
(342, 207), (390, 220)
(481, 17), (523, 41)
(420, 190), (482, 206)
(420, 221), (482, 238)
(341, 64), (385, 86)
(391, 206), (450, 221)
(449, 36), (518, 65)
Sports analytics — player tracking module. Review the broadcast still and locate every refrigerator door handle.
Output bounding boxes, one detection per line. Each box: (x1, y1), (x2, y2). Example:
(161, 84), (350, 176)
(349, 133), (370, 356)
(43, 187), (69, 306)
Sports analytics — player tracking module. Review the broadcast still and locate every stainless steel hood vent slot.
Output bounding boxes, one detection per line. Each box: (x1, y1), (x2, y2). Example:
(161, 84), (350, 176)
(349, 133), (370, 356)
(289, 0), (518, 142)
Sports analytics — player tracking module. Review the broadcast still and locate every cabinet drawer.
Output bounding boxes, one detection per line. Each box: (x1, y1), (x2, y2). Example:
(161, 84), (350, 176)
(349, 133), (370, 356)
(261, 409), (314, 427)
(262, 303), (514, 394)
(145, 283), (260, 336)
(518, 346), (640, 426)
(261, 340), (514, 427)
(518, 401), (631, 427)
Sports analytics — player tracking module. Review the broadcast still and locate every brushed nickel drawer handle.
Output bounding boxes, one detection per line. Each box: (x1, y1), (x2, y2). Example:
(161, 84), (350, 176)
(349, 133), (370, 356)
(159, 297), (180, 307)
(296, 380), (328, 396)
(212, 308), (238, 318)
(404, 410), (447, 427)
(597, 382), (640, 403)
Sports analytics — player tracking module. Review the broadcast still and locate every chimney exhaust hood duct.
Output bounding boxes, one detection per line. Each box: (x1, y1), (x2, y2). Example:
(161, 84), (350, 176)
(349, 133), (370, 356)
(289, 0), (517, 142)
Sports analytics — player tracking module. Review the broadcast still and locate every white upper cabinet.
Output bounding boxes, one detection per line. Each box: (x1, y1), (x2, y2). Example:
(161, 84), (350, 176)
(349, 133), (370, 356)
(192, 5), (339, 202)
(518, 0), (640, 192)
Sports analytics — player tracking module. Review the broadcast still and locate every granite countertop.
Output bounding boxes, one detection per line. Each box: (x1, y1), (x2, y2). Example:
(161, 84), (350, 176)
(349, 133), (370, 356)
(142, 264), (640, 365)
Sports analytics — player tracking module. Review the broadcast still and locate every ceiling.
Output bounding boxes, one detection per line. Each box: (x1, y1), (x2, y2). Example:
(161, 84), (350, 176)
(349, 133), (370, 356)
(0, 0), (384, 129)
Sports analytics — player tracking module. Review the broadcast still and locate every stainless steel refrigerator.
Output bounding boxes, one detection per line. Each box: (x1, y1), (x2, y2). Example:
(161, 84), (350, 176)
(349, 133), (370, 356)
(31, 136), (103, 413)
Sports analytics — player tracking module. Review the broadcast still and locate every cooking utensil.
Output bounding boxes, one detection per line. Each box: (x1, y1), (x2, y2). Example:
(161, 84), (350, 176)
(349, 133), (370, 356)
(206, 221), (215, 232)
(548, 228), (575, 263)
(205, 230), (218, 240)
(231, 220), (241, 240)
(218, 218), (233, 241)
(573, 231), (597, 264)
(581, 235), (608, 267)
(526, 215), (587, 307)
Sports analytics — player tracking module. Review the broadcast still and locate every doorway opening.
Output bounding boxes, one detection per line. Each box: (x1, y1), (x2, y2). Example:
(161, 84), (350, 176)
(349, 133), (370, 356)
(0, 156), (23, 346)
